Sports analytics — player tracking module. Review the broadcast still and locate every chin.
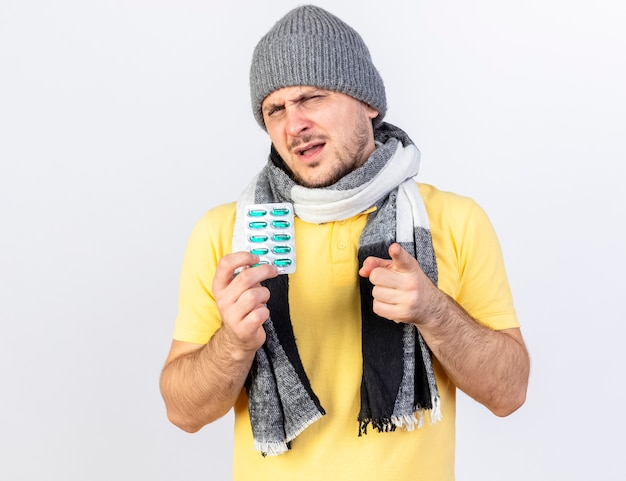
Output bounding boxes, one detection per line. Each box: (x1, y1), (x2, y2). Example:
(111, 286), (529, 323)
(294, 163), (351, 188)
(299, 171), (335, 188)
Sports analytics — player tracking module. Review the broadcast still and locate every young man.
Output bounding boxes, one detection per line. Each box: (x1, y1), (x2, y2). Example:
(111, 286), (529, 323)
(160, 5), (529, 480)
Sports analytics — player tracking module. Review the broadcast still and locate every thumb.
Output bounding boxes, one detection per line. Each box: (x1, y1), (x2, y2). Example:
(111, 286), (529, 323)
(387, 243), (418, 273)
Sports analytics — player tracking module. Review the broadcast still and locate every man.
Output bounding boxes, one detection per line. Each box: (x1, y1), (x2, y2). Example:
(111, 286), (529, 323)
(160, 5), (529, 480)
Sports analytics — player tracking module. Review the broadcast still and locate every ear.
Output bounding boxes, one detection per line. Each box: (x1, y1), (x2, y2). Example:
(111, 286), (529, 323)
(364, 103), (379, 120)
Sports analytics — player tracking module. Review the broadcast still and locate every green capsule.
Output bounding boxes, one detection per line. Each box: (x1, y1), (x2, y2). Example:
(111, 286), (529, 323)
(250, 247), (269, 255)
(273, 258), (293, 267)
(272, 233), (291, 242)
(270, 207), (291, 216)
(248, 208), (267, 217)
(248, 221), (268, 229)
(271, 220), (291, 229)
(272, 245), (292, 254)
(249, 235), (269, 243)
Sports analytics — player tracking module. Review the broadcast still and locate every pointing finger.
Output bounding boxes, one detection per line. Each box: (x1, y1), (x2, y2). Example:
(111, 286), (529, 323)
(358, 255), (392, 278)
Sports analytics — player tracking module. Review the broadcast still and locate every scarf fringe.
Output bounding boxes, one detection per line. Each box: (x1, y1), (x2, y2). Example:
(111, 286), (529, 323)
(390, 401), (443, 432)
(254, 440), (289, 457)
(255, 409), (324, 456)
(392, 413), (422, 431)
(429, 395), (443, 424)
(358, 399), (442, 437)
(358, 417), (396, 436)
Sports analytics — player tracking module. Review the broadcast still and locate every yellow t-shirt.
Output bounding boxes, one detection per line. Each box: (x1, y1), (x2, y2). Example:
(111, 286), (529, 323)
(173, 183), (519, 481)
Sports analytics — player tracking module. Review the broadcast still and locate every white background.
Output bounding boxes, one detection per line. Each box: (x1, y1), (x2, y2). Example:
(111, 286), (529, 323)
(1, 0), (624, 479)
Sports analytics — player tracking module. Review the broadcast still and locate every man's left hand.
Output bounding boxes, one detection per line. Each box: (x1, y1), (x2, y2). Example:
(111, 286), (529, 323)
(358, 242), (442, 326)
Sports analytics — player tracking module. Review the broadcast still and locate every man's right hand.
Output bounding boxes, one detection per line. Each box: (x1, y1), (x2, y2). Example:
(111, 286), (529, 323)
(160, 251), (279, 432)
(212, 252), (279, 356)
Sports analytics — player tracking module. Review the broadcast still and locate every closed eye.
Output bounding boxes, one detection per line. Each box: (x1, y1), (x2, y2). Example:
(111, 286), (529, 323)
(301, 94), (325, 104)
(263, 102), (285, 118)
(267, 106), (284, 116)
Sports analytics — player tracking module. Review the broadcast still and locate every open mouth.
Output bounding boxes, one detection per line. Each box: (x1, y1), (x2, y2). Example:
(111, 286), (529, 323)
(296, 143), (324, 158)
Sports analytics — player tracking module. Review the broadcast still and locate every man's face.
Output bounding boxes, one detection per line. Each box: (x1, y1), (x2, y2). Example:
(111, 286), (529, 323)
(262, 86), (379, 188)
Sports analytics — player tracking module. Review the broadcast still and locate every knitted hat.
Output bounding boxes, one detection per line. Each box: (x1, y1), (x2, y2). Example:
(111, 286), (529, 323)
(250, 5), (386, 129)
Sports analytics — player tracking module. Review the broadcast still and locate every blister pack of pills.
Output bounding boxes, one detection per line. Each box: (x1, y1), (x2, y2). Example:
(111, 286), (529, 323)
(244, 203), (296, 274)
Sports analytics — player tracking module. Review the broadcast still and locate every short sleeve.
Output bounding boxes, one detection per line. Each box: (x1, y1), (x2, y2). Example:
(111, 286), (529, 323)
(172, 203), (236, 344)
(455, 200), (519, 330)
(420, 183), (519, 331)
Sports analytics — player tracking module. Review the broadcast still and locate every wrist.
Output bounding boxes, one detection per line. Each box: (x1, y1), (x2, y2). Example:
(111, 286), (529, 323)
(214, 326), (262, 364)
(419, 286), (453, 330)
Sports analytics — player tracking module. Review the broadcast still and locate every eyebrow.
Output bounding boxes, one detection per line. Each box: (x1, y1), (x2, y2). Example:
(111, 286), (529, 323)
(262, 89), (327, 114)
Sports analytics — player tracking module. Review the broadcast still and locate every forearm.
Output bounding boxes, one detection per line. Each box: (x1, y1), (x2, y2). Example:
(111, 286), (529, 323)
(160, 328), (256, 432)
(360, 243), (529, 416)
(419, 292), (529, 416)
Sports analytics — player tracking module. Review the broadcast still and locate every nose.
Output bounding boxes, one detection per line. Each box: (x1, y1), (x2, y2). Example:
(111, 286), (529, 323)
(285, 106), (311, 137)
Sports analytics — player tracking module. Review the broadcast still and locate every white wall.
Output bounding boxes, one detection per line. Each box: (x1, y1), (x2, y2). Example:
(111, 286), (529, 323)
(1, 1), (624, 479)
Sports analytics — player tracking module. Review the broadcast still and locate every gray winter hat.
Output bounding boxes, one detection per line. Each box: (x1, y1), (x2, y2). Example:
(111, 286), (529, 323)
(250, 5), (386, 129)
